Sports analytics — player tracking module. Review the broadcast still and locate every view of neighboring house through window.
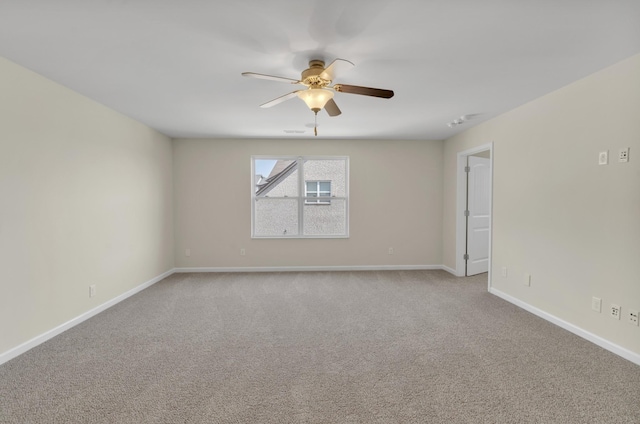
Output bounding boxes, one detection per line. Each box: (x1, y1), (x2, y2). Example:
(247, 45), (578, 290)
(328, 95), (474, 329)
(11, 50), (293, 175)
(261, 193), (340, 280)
(252, 156), (348, 238)
(305, 181), (331, 204)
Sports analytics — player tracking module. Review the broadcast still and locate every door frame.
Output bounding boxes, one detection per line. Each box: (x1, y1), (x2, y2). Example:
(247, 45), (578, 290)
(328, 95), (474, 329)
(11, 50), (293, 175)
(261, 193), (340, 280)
(455, 143), (493, 289)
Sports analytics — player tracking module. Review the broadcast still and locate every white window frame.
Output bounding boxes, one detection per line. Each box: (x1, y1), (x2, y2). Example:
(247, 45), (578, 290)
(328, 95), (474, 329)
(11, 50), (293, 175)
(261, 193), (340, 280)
(251, 155), (349, 239)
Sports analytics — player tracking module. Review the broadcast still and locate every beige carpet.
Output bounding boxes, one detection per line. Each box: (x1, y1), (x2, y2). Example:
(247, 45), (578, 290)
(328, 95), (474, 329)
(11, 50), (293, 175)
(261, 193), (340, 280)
(1, 270), (638, 423)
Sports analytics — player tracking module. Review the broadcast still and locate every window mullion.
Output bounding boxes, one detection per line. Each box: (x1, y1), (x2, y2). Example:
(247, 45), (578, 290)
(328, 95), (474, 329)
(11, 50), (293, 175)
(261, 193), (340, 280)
(297, 157), (304, 236)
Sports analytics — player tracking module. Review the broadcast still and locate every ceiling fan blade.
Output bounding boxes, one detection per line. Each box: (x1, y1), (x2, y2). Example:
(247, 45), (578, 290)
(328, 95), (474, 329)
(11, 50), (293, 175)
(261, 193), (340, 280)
(320, 58), (355, 81)
(260, 91), (300, 108)
(242, 72), (300, 84)
(324, 98), (342, 117)
(334, 84), (394, 99)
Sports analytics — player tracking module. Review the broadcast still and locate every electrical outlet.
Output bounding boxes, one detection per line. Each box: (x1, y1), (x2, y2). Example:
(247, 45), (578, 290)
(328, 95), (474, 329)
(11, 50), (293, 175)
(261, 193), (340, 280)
(610, 304), (621, 320)
(523, 273), (531, 287)
(501, 267), (508, 277)
(89, 285), (96, 298)
(598, 151), (608, 165)
(629, 309), (639, 326)
(388, 247), (394, 255)
(240, 248), (246, 256)
(618, 147), (629, 163)
(591, 297), (601, 313)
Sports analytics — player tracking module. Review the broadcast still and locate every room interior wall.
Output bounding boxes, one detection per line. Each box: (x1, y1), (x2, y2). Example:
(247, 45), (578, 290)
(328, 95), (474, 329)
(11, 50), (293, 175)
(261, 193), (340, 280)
(443, 53), (640, 356)
(173, 138), (443, 269)
(0, 57), (175, 357)
(3, 46), (637, 364)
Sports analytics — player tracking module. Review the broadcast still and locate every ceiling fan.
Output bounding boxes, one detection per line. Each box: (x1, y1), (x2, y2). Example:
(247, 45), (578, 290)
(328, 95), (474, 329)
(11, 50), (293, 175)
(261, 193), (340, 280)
(242, 59), (394, 135)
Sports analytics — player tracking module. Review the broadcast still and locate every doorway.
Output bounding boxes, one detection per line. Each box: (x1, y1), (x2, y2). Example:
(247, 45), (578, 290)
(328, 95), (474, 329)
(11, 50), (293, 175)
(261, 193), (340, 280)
(455, 144), (493, 286)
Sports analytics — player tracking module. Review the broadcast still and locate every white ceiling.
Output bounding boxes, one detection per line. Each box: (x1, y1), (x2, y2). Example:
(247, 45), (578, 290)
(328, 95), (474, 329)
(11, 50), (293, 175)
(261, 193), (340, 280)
(1, 0), (639, 140)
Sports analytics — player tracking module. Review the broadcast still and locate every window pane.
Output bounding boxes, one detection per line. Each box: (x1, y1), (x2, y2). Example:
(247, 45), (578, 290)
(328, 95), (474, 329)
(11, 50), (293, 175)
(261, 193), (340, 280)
(256, 160), (298, 197)
(252, 156), (348, 238)
(303, 160), (346, 197)
(254, 198), (298, 236)
(303, 199), (346, 236)
(254, 159), (277, 182)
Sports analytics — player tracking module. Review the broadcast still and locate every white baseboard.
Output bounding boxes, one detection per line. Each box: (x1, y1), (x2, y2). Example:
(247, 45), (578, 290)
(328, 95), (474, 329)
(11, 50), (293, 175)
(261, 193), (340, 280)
(440, 265), (458, 276)
(175, 265), (447, 273)
(0, 268), (176, 366)
(2, 266), (509, 366)
(489, 287), (640, 367)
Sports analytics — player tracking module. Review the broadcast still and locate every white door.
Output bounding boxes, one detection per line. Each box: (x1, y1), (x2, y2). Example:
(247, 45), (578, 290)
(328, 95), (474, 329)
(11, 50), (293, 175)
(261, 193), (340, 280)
(466, 156), (490, 276)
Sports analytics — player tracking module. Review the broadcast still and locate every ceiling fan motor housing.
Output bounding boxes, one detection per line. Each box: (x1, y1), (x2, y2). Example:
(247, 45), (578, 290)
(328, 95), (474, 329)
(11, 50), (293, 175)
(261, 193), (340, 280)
(301, 60), (330, 88)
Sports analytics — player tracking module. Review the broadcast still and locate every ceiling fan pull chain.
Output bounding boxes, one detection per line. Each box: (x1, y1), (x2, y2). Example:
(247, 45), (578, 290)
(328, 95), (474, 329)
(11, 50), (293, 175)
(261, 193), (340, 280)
(314, 111), (318, 136)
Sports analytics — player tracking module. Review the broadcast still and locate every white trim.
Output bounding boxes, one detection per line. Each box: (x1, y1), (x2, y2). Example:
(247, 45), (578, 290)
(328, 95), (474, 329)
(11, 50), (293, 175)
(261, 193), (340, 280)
(250, 156), (256, 238)
(298, 156), (304, 234)
(487, 149), (494, 290)
(175, 265), (447, 273)
(441, 265), (458, 276)
(10, 267), (635, 369)
(489, 287), (640, 367)
(455, 143), (494, 286)
(0, 268), (176, 366)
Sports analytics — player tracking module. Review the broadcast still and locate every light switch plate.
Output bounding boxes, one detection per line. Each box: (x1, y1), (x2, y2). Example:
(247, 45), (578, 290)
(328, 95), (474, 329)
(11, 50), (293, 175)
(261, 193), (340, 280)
(598, 151), (608, 165)
(591, 297), (601, 312)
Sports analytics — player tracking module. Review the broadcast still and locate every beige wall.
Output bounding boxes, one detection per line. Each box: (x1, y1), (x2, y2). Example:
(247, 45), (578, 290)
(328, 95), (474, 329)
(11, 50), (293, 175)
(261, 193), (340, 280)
(173, 138), (443, 268)
(443, 54), (640, 355)
(3, 47), (637, 362)
(0, 57), (174, 356)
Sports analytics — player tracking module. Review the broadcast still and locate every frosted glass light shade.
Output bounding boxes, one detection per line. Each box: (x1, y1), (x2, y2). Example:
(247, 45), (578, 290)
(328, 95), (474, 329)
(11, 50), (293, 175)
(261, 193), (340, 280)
(297, 88), (334, 111)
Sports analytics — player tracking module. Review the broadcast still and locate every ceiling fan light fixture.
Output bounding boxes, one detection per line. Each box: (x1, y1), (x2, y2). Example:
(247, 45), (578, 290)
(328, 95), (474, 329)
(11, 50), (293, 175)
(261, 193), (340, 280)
(297, 88), (334, 112)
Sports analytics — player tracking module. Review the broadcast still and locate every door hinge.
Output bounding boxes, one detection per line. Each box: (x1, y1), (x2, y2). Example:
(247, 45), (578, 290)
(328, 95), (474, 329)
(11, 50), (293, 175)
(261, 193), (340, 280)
(464, 210), (470, 217)
(464, 166), (470, 173)
(463, 253), (469, 260)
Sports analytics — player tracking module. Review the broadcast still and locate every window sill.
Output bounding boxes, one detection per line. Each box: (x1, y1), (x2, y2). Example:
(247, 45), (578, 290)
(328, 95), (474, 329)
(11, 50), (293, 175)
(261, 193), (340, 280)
(251, 234), (349, 239)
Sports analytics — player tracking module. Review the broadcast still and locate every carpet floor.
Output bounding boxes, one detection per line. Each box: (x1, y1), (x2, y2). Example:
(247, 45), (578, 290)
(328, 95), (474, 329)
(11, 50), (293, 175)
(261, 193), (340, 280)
(1, 270), (639, 423)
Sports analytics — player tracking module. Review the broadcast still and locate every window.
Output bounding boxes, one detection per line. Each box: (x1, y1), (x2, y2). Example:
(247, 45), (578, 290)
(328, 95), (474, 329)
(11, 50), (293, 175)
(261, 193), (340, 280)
(252, 156), (349, 238)
(305, 181), (331, 204)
